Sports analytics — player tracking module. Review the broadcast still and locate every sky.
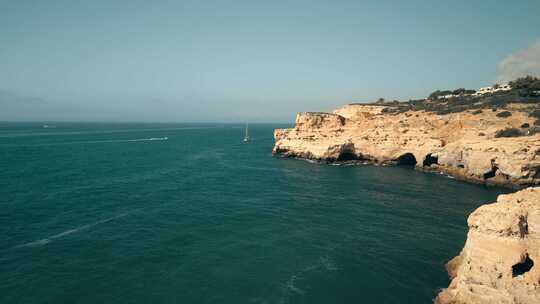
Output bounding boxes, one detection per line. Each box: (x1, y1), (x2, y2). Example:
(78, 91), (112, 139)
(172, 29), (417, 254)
(1, 0), (539, 123)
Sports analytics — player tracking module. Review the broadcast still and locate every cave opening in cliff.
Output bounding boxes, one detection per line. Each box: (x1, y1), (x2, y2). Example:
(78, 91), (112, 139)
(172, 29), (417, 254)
(483, 165), (498, 179)
(396, 153), (417, 166)
(512, 254), (534, 277)
(422, 153), (438, 167)
(337, 152), (358, 161)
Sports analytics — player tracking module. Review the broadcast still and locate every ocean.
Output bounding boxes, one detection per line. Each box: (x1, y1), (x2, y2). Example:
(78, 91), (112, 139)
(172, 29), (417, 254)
(0, 122), (508, 304)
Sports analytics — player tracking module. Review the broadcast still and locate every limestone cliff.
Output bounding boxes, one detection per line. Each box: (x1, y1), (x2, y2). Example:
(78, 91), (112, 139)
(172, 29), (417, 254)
(273, 104), (540, 188)
(436, 187), (540, 304)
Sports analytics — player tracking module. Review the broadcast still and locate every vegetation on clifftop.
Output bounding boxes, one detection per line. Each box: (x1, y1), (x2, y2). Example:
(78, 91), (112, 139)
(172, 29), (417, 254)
(356, 76), (540, 116)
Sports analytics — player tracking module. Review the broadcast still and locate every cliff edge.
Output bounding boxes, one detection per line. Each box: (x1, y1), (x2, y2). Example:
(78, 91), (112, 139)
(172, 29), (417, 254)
(273, 103), (540, 188)
(436, 187), (540, 304)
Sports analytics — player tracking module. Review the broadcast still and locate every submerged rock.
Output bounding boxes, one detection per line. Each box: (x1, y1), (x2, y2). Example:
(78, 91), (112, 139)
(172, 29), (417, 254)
(436, 187), (540, 304)
(273, 104), (540, 188)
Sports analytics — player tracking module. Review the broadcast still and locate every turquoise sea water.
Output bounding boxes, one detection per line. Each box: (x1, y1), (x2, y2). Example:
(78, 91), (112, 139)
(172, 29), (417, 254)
(0, 122), (508, 304)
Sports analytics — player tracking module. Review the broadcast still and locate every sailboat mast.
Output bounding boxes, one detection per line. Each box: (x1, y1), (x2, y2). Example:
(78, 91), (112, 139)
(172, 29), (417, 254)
(243, 123), (250, 142)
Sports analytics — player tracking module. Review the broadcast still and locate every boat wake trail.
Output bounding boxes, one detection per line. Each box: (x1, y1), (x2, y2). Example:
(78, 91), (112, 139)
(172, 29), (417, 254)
(68, 137), (169, 144)
(125, 137), (168, 142)
(4, 137), (169, 147)
(11, 209), (138, 249)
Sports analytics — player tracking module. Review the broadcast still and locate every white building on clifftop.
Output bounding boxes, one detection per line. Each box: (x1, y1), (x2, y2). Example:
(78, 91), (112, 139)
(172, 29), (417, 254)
(473, 84), (511, 96)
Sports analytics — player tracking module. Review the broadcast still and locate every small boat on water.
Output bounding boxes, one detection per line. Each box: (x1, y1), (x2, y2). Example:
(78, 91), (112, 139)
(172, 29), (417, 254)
(243, 123), (250, 142)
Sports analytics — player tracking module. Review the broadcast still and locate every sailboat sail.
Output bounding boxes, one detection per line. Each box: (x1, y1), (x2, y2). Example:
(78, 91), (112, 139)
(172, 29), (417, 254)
(243, 123), (250, 142)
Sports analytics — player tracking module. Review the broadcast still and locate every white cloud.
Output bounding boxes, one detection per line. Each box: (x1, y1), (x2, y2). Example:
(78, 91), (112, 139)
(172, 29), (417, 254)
(496, 40), (540, 83)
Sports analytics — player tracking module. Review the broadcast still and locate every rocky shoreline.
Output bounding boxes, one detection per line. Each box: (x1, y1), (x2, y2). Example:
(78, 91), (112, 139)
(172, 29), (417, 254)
(436, 187), (540, 304)
(273, 103), (540, 303)
(273, 104), (540, 188)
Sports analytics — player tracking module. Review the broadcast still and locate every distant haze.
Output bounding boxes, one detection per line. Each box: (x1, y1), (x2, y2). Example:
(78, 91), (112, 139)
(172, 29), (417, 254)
(1, 1), (539, 122)
(496, 40), (540, 84)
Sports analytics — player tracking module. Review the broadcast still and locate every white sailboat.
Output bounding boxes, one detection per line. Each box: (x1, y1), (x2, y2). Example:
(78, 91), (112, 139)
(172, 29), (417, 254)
(243, 123), (250, 142)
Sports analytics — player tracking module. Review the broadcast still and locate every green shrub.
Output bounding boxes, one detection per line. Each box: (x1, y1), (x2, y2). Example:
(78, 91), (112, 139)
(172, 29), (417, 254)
(509, 76), (540, 96)
(529, 127), (540, 136)
(529, 109), (540, 119)
(471, 109), (483, 115)
(494, 128), (523, 138)
(496, 111), (512, 118)
(521, 123), (530, 128)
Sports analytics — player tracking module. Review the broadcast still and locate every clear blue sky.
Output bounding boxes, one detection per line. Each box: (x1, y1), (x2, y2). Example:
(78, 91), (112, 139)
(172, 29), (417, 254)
(1, 0), (539, 122)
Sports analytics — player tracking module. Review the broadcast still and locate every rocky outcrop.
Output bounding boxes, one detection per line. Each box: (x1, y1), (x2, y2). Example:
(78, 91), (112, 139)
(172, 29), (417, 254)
(273, 104), (540, 188)
(436, 187), (540, 304)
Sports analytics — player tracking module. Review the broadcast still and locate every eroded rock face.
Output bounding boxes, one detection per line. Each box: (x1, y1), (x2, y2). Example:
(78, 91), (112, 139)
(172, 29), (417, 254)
(295, 112), (345, 130)
(436, 187), (540, 304)
(273, 104), (540, 187)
